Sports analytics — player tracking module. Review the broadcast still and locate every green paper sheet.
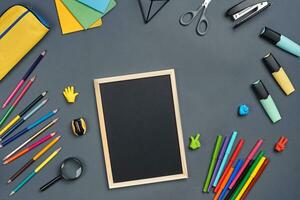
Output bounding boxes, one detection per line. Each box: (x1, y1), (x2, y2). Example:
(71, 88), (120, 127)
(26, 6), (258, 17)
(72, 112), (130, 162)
(100, 0), (117, 18)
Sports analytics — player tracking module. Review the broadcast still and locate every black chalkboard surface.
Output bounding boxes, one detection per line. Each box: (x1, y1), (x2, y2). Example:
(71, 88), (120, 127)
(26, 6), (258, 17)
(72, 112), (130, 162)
(94, 69), (188, 189)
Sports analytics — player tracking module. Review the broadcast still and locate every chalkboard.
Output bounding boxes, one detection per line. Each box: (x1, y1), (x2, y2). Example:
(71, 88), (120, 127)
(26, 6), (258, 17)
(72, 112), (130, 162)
(94, 69), (188, 189)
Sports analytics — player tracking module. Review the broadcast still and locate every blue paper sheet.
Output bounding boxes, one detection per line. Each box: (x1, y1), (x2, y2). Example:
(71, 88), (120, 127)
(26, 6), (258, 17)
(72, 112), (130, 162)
(77, 0), (110, 13)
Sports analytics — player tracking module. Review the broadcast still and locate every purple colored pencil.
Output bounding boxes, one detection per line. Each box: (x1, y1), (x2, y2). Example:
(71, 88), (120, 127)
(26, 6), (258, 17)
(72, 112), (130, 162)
(208, 136), (230, 192)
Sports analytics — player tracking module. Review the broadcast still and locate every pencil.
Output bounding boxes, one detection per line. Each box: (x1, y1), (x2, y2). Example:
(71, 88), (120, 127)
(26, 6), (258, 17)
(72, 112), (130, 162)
(9, 147), (61, 196)
(214, 138), (244, 193)
(229, 139), (263, 189)
(240, 158), (269, 200)
(0, 76), (36, 128)
(208, 136), (229, 192)
(0, 109), (58, 148)
(2, 50), (46, 109)
(213, 167), (233, 200)
(235, 157), (266, 200)
(213, 131), (238, 187)
(4, 132), (56, 164)
(3, 118), (59, 161)
(203, 135), (223, 192)
(8, 135), (61, 183)
(0, 99), (48, 141)
(0, 91), (47, 136)
(219, 159), (244, 200)
(230, 151), (264, 200)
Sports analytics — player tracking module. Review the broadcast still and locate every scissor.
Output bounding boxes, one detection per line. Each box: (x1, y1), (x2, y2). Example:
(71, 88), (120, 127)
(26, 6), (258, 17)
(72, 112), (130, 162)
(180, 0), (212, 36)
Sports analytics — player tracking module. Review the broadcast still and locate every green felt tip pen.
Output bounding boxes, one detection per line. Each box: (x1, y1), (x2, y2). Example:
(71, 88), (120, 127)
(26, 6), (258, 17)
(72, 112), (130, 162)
(203, 135), (223, 192)
(230, 151), (265, 200)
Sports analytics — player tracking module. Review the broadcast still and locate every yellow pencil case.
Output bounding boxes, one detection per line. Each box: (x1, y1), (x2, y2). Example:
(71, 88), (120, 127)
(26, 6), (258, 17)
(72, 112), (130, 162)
(0, 5), (49, 80)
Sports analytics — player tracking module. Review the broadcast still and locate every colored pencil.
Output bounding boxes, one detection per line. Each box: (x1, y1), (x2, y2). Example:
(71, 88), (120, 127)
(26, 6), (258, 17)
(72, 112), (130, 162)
(8, 135), (61, 183)
(213, 131), (238, 187)
(214, 139), (244, 193)
(9, 147), (61, 196)
(230, 151), (264, 200)
(3, 118), (59, 161)
(0, 91), (47, 136)
(4, 132), (56, 164)
(0, 109), (58, 148)
(240, 158), (269, 200)
(0, 99), (48, 141)
(213, 167), (233, 200)
(208, 136), (229, 192)
(2, 50), (46, 109)
(224, 160), (254, 200)
(219, 159), (244, 200)
(229, 139), (263, 189)
(0, 76), (36, 128)
(235, 157), (266, 200)
(203, 135), (223, 192)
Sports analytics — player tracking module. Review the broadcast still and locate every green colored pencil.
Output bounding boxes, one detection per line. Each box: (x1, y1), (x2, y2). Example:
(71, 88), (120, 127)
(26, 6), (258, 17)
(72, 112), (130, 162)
(230, 151), (264, 200)
(203, 135), (223, 192)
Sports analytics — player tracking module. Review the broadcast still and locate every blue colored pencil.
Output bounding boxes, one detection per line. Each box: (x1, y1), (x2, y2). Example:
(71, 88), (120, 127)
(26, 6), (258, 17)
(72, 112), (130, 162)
(0, 99), (48, 141)
(0, 109), (58, 148)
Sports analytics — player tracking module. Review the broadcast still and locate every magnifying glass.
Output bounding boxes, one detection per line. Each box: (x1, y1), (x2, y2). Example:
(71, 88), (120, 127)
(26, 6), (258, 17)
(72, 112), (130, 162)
(40, 157), (83, 191)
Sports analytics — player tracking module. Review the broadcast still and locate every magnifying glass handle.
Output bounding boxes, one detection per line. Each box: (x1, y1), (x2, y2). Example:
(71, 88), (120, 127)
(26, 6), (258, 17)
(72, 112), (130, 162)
(40, 175), (62, 191)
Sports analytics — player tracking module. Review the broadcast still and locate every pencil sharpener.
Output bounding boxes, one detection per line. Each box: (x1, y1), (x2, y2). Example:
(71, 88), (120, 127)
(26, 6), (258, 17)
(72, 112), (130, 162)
(71, 118), (87, 136)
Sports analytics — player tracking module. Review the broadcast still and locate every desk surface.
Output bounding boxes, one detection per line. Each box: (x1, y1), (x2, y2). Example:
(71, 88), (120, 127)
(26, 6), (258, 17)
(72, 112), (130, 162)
(1, 0), (300, 199)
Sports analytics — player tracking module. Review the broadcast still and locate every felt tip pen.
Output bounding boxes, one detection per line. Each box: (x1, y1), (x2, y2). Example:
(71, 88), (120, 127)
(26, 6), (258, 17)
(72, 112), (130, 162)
(252, 80), (281, 123)
(262, 53), (295, 95)
(260, 27), (300, 57)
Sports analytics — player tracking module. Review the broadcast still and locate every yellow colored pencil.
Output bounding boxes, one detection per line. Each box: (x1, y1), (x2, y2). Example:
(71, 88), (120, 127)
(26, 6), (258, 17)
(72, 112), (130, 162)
(9, 147), (62, 196)
(236, 156), (266, 200)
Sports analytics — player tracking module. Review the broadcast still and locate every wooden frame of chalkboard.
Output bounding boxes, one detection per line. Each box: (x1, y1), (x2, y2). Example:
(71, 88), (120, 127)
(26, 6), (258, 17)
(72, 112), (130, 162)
(94, 69), (188, 189)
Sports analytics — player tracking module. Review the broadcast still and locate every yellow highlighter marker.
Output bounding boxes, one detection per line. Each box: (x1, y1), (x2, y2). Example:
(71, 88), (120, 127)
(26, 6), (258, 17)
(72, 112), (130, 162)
(236, 156), (266, 200)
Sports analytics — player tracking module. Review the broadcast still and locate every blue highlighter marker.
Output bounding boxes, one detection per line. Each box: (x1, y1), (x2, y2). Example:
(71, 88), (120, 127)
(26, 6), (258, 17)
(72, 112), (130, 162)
(260, 27), (300, 57)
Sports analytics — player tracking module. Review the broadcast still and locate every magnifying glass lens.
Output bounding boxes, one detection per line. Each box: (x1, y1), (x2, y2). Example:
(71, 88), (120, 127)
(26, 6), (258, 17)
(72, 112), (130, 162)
(61, 159), (83, 180)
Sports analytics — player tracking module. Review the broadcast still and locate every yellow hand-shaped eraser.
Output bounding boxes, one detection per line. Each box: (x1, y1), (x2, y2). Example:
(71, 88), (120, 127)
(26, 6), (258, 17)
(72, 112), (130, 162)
(63, 86), (79, 103)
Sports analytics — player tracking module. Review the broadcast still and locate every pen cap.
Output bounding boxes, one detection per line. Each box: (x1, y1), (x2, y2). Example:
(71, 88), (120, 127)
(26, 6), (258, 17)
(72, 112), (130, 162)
(260, 27), (281, 44)
(252, 80), (269, 100)
(262, 53), (280, 73)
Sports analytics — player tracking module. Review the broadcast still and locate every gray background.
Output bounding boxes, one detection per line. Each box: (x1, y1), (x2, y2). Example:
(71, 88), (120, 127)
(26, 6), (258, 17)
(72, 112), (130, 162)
(0, 0), (299, 199)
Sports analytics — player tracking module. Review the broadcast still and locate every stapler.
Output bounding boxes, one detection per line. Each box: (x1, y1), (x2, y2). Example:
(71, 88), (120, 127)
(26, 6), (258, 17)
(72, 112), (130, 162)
(226, 0), (271, 28)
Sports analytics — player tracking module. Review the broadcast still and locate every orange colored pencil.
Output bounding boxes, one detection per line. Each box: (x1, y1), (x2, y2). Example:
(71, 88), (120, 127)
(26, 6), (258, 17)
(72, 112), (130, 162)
(4, 132), (56, 164)
(213, 167), (233, 200)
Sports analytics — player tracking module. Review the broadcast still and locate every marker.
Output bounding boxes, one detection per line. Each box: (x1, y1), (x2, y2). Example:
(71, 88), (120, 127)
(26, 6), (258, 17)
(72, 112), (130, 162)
(2, 50), (46, 109)
(230, 152), (265, 200)
(230, 139), (263, 189)
(262, 53), (295, 95)
(260, 27), (300, 57)
(224, 160), (254, 200)
(252, 80), (281, 123)
(0, 109), (58, 147)
(0, 99), (48, 141)
(213, 167), (233, 200)
(213, 131), (238, 187)
(241, 158), (269, 200)
(4, 132), (56, 164)
(219, 159), (244, 200)
(235, 156), (266, 200)
(208, 136), (229, 192)
(203, 135), (223, 192)
(0, 76), (36, 128)
(0, 91), (47, 136)
(214, 139), (244, 193)
(3, 118), (59, 161)
(9, 147), (61, 196)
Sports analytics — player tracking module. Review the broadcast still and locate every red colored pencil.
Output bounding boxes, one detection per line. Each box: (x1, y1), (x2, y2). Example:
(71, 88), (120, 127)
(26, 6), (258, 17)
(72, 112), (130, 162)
(214, 138), (244, 193)
(3, 132), (56, 164)
(240, 158), (269, 200)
